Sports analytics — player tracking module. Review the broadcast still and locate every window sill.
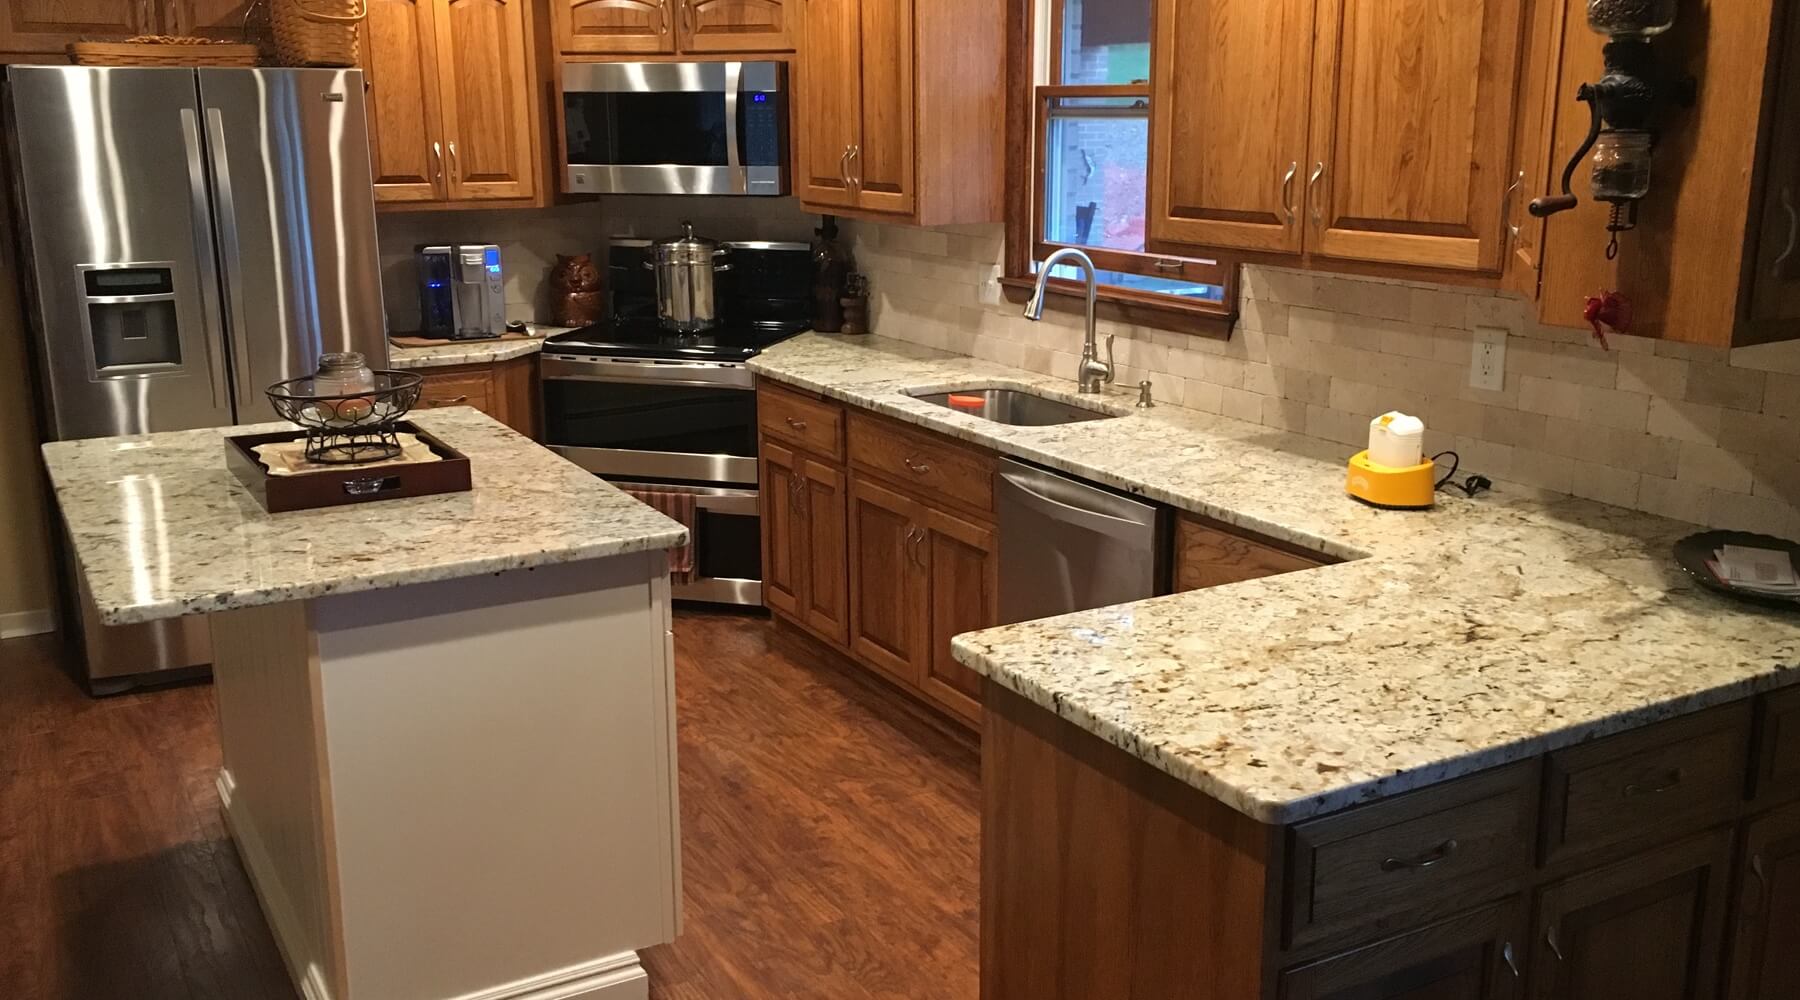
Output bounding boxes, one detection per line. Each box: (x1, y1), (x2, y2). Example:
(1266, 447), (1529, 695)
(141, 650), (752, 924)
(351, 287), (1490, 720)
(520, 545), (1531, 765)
(996, 275), (1237, 339)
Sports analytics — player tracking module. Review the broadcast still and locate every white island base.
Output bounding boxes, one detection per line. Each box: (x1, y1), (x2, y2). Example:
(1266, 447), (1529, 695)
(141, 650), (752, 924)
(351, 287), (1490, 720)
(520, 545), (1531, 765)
(209, 553), (679, 1000)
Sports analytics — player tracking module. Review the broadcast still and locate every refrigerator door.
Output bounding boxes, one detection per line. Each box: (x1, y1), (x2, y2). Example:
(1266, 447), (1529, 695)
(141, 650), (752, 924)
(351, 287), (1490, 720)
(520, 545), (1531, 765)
(6, 66), (235, 439)
(196, 68), (387, 422)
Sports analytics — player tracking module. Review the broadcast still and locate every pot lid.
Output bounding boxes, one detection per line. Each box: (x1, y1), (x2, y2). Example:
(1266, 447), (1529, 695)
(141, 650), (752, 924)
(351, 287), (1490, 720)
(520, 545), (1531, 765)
(651, 221), (722, 260)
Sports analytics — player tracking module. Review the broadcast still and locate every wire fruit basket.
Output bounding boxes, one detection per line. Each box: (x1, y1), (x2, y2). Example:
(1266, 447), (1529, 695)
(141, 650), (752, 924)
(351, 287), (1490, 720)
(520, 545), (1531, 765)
(264, 370), (424, 464)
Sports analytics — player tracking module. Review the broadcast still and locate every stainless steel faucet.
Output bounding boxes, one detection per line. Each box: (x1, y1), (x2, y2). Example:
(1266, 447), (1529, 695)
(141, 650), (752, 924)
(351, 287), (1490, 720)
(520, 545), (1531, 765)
(1022, 247), (1114, 394)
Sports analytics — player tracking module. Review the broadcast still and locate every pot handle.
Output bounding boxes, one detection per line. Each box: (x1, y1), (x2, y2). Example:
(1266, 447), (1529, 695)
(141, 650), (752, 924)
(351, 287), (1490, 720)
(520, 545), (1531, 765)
(643, 260), (655, 270)
(713, 263), (734, 272)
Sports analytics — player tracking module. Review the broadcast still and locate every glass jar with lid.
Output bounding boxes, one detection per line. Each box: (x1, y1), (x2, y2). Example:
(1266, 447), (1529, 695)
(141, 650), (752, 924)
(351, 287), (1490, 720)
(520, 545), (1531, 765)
(313, 351), (376, 396)
(1590, 130), (1654, 202)
(1587, 0), (1677, 38)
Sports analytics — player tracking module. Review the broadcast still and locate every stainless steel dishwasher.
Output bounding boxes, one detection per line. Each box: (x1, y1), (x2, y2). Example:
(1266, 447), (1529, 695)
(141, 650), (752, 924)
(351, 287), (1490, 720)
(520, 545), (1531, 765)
(996, 458), (1169, 625)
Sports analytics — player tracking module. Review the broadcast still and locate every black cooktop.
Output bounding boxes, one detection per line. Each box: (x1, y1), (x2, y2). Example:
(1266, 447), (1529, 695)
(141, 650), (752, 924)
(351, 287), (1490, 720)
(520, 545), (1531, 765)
(542, 319), (804, 363)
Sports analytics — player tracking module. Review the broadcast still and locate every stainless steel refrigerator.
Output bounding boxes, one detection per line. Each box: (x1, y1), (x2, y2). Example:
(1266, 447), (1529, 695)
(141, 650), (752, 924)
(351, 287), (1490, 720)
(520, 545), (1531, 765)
(4, 65), (387, 692)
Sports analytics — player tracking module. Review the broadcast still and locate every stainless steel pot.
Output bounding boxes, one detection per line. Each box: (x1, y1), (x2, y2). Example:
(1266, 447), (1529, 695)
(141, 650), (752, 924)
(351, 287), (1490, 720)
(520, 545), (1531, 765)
(646, 221), (732, 332)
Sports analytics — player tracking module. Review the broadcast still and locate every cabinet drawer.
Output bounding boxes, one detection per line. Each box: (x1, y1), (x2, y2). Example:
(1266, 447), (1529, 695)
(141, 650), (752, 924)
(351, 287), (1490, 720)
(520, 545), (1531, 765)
(758, 383), (844, 461)
(1285, 763), (1535, 952)
(847, 411), (994, 515)
(1541, 703), (1752, 866)
(417, 371), (495, 415)
(1173, 513), (1328, 592)
(1754, 686), (1800, 805)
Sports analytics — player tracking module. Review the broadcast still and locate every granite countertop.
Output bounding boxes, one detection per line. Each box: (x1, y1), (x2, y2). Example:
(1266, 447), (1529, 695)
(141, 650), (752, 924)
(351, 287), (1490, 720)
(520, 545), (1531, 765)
(41, 408), (686, 626)
(387, 324), (572, 370)
(749, 332), (1800, 825)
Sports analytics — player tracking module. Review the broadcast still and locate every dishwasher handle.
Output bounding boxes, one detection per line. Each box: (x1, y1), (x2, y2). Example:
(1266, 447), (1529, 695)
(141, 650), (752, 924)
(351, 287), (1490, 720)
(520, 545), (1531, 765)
(998, 465), (1158, 544)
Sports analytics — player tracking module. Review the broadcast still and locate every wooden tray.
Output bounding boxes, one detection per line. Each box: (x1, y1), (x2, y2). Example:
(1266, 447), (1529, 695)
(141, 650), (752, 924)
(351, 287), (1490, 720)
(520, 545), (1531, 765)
(226, 422), (472, 513)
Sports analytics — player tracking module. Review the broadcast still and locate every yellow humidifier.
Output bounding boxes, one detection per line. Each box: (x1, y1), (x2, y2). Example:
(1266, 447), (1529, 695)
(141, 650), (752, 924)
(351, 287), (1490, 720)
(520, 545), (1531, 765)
(1347, 412), (1436, 509)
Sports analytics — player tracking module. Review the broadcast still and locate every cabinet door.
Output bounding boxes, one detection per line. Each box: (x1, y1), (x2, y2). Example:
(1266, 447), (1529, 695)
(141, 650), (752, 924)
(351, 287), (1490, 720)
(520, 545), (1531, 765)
(850, 0), (914, 215)
(677, 0), (791, 52)
(556, 0), (675, 54)
(434, 0), (538, 202)
(919, 505), (994, 726)
(0, 1), (146, 55)
(1147, 0), (1314, 254)
(1528, 828), (1733, 1000)
(1747, 0), (1800, 328)
(795, 0), (860, 208)
(799, 456), (850, 646)
(363, 0), (447, 203)
(760, 439), (804, 620)
(1306, 0), (1524, 271)
(163, 0), (255, 39)
(848, 475), (928, 685)
(1726, 803), (1800, 1000)
(1279, 900), (1527, 1000)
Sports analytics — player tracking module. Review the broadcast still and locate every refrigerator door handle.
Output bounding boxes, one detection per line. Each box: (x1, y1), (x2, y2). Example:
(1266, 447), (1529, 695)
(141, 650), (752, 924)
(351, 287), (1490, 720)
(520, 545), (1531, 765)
(180, 107), (231, 413)
(204, 106), (255, 401)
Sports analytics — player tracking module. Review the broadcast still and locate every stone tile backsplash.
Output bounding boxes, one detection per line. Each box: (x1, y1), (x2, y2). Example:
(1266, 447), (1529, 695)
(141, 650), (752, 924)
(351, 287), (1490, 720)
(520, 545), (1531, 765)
(843, 219), (1800, 537)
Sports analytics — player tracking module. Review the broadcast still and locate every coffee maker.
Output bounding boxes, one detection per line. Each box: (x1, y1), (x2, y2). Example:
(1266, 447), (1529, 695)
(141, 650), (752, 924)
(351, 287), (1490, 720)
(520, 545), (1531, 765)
(417, 244), (505, 340)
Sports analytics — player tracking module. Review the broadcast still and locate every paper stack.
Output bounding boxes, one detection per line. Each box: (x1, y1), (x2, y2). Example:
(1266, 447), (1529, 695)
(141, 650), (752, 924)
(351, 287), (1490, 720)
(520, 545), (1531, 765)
(1706, 544), (1800, 598)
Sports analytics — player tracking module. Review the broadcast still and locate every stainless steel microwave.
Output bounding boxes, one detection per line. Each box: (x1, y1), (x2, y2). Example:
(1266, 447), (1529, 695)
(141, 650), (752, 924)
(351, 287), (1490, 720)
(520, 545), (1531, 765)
(561, 60), (788, 197)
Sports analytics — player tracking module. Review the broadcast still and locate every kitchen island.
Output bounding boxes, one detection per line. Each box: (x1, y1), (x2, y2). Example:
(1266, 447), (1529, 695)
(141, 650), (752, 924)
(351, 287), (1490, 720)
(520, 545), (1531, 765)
(41, 408), (687, 1000)
(749, 333), (1800, 1000)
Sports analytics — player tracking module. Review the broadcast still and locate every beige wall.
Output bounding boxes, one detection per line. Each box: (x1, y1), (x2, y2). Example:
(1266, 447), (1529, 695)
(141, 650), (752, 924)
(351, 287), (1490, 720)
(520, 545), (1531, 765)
(847, 219), (1800, 537)
(0, 203), (55, 629)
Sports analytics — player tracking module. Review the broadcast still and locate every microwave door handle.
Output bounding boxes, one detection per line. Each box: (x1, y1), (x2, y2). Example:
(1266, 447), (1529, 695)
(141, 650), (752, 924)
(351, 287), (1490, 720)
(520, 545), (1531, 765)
(724, 60), (743, 194)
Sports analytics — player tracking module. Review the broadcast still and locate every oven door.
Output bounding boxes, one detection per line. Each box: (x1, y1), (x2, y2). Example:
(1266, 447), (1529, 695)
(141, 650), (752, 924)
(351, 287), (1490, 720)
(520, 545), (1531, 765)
(615, 480), (762, 606)
(542, 354), (759, 485)
(561, 60), (788, 196)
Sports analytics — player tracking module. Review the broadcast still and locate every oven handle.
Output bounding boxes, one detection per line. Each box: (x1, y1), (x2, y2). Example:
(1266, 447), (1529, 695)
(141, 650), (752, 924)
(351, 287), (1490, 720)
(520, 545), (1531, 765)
(541, 354), (755, 389)
(612, 480), (761, 517)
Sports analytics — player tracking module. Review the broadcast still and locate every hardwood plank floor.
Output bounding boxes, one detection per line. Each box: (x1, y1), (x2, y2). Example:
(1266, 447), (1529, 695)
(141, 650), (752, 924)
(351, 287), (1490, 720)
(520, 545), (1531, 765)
(0, 610), (981, 999)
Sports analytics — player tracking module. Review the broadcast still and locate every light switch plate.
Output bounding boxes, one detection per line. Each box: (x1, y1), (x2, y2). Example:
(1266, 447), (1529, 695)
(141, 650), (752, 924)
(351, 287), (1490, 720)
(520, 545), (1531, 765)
(1470, 326), (1507, 392)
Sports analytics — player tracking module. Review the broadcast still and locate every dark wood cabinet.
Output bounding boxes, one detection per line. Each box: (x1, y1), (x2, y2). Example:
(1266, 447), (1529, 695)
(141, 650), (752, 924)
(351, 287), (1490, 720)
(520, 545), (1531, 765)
(1726, 803), (1800, 1000)
(1527, 828), (1734, 1000)
(920, 506), (994, 725)
(847, 474), (929, 684)
(1280, 901), (1526, 1000)
(759, 435), (849, 647)
(760, 439), (804, 620)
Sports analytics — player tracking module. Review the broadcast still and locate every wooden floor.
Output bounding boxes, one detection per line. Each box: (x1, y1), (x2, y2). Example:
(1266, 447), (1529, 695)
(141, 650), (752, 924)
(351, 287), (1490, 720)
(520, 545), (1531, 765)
(0, 610), (981, 1000)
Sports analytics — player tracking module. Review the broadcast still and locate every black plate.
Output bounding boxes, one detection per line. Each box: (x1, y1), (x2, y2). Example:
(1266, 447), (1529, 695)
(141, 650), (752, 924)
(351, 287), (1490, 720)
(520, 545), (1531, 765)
(1673, 530), (1800, 609)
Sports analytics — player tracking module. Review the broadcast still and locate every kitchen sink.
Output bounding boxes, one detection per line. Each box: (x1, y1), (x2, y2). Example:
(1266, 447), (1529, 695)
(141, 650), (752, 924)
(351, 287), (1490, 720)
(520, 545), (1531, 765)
(906, 387), (1120, 426)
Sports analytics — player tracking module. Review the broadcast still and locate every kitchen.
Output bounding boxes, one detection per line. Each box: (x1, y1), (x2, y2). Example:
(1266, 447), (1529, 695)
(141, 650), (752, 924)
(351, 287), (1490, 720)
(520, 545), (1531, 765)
(2, 0), (1800, 998)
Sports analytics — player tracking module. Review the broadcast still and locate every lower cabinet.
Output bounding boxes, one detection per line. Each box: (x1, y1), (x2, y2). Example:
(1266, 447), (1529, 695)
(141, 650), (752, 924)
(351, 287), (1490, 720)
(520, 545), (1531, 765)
(1279, 901), (1526, 1000)
(759, 437), (849, 646)
(1726, 802), (1800, 999)
(413, 355), (539, 438)
(920, 506), (995, 723)
(1527, 828), (1734, 1000)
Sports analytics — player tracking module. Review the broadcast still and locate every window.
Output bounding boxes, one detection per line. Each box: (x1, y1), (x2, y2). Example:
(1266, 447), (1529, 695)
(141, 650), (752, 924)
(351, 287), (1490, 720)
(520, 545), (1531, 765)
(1006, 0), (1235, 323)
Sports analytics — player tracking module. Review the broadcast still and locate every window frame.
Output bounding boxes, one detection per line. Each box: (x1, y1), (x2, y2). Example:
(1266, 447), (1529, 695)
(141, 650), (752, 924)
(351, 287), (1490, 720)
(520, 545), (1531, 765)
(1004, 0), (1238, 331)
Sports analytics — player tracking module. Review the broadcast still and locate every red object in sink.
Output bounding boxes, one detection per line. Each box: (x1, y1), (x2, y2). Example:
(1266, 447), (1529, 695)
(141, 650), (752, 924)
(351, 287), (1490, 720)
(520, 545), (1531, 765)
(1582, 290), (1631, 350)
(947, 393), (986, 411)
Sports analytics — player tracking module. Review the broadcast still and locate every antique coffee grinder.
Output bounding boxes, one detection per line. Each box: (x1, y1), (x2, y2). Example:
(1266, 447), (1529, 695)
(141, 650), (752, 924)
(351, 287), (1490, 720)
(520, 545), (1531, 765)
(1529, 0), (1697, 261)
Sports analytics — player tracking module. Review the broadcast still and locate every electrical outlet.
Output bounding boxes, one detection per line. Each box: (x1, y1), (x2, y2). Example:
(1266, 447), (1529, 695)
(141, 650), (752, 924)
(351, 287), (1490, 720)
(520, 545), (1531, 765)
(1469, 326), (1507, 392)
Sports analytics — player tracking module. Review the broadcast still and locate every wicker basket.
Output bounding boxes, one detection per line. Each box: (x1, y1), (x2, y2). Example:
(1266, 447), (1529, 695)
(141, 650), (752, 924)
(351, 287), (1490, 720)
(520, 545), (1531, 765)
(272, 0), (365, 67)
(68, 39), (261, 67)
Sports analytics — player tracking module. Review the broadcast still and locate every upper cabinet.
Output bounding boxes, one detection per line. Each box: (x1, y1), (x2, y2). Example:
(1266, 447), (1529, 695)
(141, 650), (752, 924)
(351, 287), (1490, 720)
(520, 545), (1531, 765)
(0, 0), (257, 54)
(795, 0), (1002, 225)
(163, 0), (257, 39)
(361, 0), (546, 208)
(1148, 0), (1528, 273)
(554, 0), (791, 54)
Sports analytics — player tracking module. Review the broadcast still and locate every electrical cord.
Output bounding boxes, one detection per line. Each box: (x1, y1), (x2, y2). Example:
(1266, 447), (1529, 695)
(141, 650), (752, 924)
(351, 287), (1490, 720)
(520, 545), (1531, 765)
(1431, 451), (1493, 498)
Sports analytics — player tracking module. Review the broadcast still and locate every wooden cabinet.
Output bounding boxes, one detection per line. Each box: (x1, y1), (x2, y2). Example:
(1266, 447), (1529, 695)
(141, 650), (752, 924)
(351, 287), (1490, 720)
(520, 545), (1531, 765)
(1745, 0), (1800, 335)
(411, 356), (539, 438)
(1148, 0), (1314, 255)
(1149, 0), (1526, 272)
(164, 0), (256, 38)
(0, 0), (147, 55)
(554, 0), (790, 54)
(795, 0), (1001, 225)
(1174, 513), (1329, 592)
(761, 440), (805, 619)
(1726, 803), (1800, 1000)
(920, 507), (994, 724)
(798, 456), (850, 644)
(1279, 901), (1527, 1000)
(756, 385), (849, 647)
(361, 0), (545, 208)
(1527, 828), (1733, 1000)
(847, 475), (930, 682)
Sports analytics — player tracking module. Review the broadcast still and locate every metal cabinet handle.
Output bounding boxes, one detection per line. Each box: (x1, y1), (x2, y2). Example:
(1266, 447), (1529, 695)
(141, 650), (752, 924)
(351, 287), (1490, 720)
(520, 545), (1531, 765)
(849, 144), (861, 192)
(1502, 942), (1521, 979)
(839, 145), (852, 189)
(1379, 838), (1458, 872)
(906, 525), (926, 568)
(425, 394), (470, 407)
(1152, 258), (1184, 272)
(1503, 169), (1525, 246)
(431, 140), (444, 183)
(447, 140), (459, 181)
(1307, 162), (1325, 225)
(1775, 186), (1797, 276)
(654, 0), (669, 35)
(1746, 854), (1769, 918)
(784, 416), (808, 432)
(1546, 924), (1565, 962)
(1281, 161), (1298, 225)
(682, 0), (696, 36)
(1623, 769), (1683, 797)
(903, 457), (931, 475)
